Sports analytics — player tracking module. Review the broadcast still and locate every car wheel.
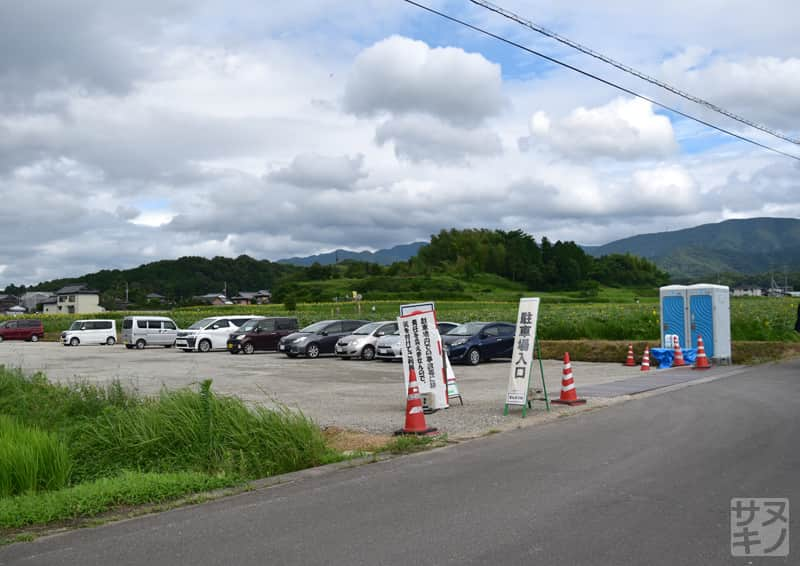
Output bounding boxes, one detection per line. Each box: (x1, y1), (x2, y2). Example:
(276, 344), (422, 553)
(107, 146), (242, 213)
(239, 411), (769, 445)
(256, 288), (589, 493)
(305, 343), (320, 358)
(30, 335), (39, 343)
(106, 337), (116, 346)
(198, 339), (212, 353)
(467, 347), (481, 366)
(135, 339), (146, 350)
(361, 345), (376, 361)
(243, 342), (255, 355)
(70, 337), (80, 347)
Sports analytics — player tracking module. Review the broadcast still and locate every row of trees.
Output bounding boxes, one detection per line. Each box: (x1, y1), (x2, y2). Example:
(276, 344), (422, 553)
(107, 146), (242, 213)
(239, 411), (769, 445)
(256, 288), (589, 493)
(5, 228), (669, 307)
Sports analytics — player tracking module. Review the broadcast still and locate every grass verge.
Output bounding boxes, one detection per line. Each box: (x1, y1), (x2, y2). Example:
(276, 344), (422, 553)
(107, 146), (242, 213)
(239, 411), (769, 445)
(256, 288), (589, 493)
(0, 470), (240, 530)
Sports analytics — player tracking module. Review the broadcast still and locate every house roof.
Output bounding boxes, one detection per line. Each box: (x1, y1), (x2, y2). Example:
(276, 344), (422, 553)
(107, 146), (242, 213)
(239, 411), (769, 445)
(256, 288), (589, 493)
(56, 284), (99, 295)
(233, 290), (271, 299)
(146, 293), (166, 299)
(40, 297), (58, 304)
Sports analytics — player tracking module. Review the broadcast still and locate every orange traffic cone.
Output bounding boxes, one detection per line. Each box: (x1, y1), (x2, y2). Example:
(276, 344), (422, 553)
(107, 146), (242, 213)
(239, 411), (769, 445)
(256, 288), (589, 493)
(395, 368), (438, 436)
(693, 335), (711, 370)
(552, 352), (586, 406)
(640, 345), (650, 372)
(624, 343), (636, 367)
(672, 335), (685, 367)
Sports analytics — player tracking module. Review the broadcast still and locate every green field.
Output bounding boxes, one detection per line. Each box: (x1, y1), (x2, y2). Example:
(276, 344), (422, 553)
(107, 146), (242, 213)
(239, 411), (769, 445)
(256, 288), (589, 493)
(2, 291), (798, 343)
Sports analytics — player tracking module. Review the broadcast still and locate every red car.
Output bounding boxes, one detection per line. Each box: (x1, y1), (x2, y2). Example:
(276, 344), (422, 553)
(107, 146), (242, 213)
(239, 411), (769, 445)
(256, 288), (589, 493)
(0, 319), (45, 342)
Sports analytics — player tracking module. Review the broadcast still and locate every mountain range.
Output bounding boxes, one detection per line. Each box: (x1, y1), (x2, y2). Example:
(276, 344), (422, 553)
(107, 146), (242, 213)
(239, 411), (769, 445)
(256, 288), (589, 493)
(278, 242), (426, 267)
(582, 217), (800, 279)
(279, 218), (800, 280)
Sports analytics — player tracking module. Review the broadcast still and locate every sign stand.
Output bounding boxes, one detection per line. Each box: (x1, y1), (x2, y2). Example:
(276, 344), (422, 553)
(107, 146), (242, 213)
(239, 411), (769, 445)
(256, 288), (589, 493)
(504, 339), (549, 417)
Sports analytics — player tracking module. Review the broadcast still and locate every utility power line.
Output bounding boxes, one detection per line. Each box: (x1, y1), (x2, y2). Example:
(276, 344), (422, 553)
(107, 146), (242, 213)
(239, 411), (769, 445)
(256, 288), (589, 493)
(469, 0), (800, 146)
(401, 0), (800, 162)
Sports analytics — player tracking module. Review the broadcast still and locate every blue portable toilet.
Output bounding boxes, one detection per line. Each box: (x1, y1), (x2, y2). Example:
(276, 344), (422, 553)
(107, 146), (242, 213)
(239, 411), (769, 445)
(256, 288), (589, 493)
(686, 284), (731, 363)
(659, 285), (688, 349)
(659, 284), (732, 364)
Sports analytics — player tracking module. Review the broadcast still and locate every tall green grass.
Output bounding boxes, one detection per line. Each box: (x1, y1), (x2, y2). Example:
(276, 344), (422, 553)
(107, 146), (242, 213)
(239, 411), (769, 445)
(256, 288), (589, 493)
(0, 416), (72, 497)
(69, 380), (333, 481)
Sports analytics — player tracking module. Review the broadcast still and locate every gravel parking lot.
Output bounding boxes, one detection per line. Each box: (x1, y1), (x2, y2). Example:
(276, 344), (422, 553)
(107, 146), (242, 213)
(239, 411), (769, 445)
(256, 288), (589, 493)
(0, 342), (642, 439)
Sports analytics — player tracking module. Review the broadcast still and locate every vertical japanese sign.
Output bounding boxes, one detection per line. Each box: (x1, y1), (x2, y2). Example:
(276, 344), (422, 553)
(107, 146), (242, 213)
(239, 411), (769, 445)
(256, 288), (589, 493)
(398, 302), (447, 410)
(506, 297), (540, 406)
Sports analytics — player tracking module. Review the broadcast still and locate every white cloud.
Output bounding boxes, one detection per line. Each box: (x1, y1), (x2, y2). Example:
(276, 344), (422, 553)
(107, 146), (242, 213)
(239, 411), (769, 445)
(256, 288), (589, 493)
(523, 98), (678, 160)
(268, 153), (366, 189)
(343, 35), (505, 127)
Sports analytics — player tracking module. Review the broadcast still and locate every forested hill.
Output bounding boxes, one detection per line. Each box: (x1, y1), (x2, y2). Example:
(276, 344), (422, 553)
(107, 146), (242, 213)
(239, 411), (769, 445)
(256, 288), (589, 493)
(278, 242), (425, 266)
(5, 229), (668, 307)
(583, 217), (800, 278)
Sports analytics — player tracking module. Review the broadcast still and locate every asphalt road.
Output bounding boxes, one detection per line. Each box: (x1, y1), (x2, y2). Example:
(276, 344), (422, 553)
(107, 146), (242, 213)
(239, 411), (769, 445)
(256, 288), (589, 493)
(2, 359), (798, 565)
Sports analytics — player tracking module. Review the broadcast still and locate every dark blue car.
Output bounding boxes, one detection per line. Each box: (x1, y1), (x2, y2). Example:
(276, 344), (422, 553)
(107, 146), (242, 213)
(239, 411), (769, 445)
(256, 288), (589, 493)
(441, 321), (516, 365)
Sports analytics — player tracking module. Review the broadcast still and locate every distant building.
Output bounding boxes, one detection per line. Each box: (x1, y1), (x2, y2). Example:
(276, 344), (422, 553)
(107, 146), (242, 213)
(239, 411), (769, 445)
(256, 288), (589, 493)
(4, 305), (25, 316)
(0, 294), (19, 312)
(43, 284), (105, 314)
(231, 290), (271, 305)
(20, 291), (56, 312)
(193, 293), (233, 306)
(732, 287), (763, 297)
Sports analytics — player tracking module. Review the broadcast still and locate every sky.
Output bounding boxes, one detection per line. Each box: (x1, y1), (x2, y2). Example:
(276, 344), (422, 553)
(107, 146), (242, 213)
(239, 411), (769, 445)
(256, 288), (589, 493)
(2, 0), (799, 287)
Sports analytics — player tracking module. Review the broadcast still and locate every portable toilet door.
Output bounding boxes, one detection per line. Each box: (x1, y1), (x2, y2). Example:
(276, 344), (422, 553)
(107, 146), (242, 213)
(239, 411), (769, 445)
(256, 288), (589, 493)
(659, 285), (688, 349)
(687, 284), (732, 363)
(689, 293), (715, 358)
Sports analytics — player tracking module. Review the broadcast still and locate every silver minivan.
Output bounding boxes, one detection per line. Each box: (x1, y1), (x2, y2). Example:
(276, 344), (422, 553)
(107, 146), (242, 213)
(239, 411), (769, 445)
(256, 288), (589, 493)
(121, 316), (179, 349)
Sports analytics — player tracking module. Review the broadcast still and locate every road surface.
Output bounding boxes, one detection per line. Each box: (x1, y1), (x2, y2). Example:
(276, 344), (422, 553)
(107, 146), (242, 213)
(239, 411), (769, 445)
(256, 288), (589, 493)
(2, 359), (797, 565)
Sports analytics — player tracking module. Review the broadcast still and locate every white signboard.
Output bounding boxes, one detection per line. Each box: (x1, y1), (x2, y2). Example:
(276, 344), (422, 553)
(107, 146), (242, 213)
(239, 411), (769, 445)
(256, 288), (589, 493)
(398, 302), (448, 410)
(506, 297), (540, 406)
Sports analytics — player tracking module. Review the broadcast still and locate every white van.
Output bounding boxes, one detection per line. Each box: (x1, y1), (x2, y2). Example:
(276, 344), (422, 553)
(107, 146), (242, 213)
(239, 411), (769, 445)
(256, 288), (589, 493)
(61, 320), (117, 346)
(175, 315), (262, 352)
(121, 316), (179, 349)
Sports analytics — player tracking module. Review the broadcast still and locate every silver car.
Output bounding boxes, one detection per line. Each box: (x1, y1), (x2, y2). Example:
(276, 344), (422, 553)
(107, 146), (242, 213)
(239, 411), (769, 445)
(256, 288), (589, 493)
(335, 321), (398, 361)
(375, 321), (458, 361)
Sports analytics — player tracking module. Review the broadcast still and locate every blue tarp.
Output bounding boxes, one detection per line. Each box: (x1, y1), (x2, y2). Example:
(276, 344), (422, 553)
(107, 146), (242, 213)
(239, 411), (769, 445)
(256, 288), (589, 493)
(650, 348), (697, 369)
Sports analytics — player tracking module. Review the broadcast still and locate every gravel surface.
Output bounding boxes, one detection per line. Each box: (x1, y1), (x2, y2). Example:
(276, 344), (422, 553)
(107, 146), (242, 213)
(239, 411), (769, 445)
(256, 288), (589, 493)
(0, 342), (652, 439)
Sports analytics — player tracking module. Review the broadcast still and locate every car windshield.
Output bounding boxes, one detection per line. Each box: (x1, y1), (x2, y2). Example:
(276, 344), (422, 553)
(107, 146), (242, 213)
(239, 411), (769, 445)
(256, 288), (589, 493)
(447, 322), (487, 336)
(300, 321), (330, 333)
(68, 321), (84, 331)
(188, 318), (216, 330)
(352, 322), (383, 335)
(239, 319), (260, 331)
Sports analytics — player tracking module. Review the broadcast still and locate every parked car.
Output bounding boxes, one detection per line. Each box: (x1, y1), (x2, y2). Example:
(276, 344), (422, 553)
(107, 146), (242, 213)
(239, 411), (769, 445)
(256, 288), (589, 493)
(278, 320), (368, 358)
(441, 321), (516, 365)
(375, 321), (458, 361)
(121, 316), (179, 349)
(0, 319), (44, 342)
(175, 315), (262, 353)
(335, 321), (398, 360)
(61, 320), (117, 346)
(227, 317), (299, 354)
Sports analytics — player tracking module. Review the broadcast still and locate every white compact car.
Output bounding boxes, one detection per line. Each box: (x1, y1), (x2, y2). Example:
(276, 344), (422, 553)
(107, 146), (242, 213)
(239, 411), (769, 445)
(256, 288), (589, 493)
(375, 321), (458, 361)
(61, 320), (117, 346)
(175, 315), (262, 352)
(334, 321), (398, 361)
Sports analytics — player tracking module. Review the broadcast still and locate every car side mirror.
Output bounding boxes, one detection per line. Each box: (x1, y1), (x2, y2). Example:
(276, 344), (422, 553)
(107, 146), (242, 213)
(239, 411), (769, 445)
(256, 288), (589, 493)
(319, 331), (328, 336)
(212, 324), (220, 329)
(376, 332), (384, 337)
(479, 332), (488, 339)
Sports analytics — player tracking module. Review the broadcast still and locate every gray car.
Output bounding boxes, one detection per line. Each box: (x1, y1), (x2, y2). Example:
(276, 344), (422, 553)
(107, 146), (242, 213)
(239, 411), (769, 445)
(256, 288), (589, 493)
(335, 321), (398, 361)
(375, 321), (458, 361)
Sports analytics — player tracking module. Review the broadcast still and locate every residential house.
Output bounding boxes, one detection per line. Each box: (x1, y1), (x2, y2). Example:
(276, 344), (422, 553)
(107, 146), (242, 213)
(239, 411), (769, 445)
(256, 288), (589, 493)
(43, 284), (105, 314)
(0, 294), (19, 312)
(146, 293), (167, 303)
(231, 290), (271, 305)
(193, 293), (232, 306)
(20, 291), (56, 312)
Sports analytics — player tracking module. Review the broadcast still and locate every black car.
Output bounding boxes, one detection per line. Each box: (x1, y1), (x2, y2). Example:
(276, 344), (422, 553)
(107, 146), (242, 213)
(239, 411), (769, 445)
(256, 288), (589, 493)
(227, 317), (299, 354)
(441, 321), (516, 365)
(278, 320), (369, 358)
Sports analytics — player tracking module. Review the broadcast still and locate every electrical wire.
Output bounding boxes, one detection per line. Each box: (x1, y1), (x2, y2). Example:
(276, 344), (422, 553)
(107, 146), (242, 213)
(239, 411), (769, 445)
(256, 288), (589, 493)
(401, 0), (800, 162)
(469, 0), (800, 146)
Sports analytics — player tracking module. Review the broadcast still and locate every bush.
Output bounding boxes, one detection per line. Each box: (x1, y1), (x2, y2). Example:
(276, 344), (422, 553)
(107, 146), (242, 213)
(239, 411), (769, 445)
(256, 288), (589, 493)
(0, 415), (72, 497)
